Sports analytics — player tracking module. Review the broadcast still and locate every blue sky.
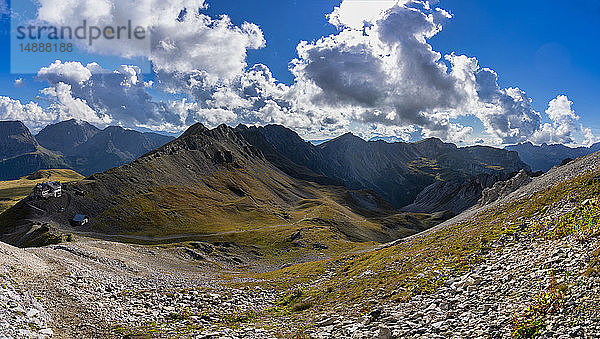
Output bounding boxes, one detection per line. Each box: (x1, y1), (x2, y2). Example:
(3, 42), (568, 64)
(0, 0), (599, 146)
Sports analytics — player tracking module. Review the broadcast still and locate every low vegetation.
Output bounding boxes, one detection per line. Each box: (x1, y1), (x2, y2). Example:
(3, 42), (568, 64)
(512, 275), (567, 338)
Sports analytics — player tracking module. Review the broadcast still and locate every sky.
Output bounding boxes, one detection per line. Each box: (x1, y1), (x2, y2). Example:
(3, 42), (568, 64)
(0, 0), (599, 147)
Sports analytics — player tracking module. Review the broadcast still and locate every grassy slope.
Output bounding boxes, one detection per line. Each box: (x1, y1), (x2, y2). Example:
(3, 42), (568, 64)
(0, 169), (84, 213)
(244, 165), (600, 321)
(94, 173), (438, 265)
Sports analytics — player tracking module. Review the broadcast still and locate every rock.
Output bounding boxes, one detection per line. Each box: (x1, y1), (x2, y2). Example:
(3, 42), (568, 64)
(377, 326), (392, 339)
(26, 308), (39, 318)
(317, 317), (336, 327)
(432, 321), (445, 330)
(479, 170), (532, 206)
(39, 328), (53, 336)
(289, 230), (302, 241)
(569, 326), (583, 337)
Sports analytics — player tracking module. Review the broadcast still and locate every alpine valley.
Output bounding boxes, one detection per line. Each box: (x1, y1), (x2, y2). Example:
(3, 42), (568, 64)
(1, 120), (599, 338)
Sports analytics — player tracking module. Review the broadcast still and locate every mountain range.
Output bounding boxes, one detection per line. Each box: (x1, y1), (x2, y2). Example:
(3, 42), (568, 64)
(0, 123), (446, 249)
(0, 120), (174, 180)
(506, 141), (600, 172)
(236, 124), (530, 209)
(1, 121), (599, 337)
(1, 120), (537, 219)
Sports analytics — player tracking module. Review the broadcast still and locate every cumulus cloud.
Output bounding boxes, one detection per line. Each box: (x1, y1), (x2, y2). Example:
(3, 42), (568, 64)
(465, 61), (542, 144)
(284, 1), (484, 142)
(290, 2), (462, 138)
(152, 11), (265, 77)
(285, 0), (596, 145)
(36, 0), (265, 80)
(530, 95), (595, 146)
(38, 60), (93, 84)
(40, 83), (111, 125)
(14, 78), (24, 87)
(0, 97), (55, 132)
(37, 61), (187, 130)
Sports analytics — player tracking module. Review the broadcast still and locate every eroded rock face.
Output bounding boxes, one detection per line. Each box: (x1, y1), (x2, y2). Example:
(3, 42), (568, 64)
(478, 170), (532, 207)
(401, 173), (511, 215)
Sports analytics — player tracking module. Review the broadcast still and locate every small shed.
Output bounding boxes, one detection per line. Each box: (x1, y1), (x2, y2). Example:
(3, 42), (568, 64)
(71, 214), (89, 226)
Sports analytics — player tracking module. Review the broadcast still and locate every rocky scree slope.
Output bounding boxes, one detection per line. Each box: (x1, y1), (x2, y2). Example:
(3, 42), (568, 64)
(401, 172), (516, 215)
(477, 170), (532, 207)
(1, 152), (598, 338)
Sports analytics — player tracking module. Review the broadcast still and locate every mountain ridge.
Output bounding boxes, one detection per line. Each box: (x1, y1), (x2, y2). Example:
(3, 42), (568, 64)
(237, 124), (530, 210)
(0, 120), (174, 179)
(506, 141), (600, 172)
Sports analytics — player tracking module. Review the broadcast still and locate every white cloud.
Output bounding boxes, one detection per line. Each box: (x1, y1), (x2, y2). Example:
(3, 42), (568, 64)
(35, 0), (265, 80)
(328, 0), (403, 29)
(14, 78), (24, 87)
(530, 95), (592, 146)
(40, 82), (111, 125)
(37, 60), (93, 85)
(545, 95), (578, 126)
(37, 61), (183, 131)
(152, 13), (265, 78)
(285, 1), (596, 145)
(289, 2), (464, 138)
(467, 64), (542, 144)
(0, 97), (54, 132)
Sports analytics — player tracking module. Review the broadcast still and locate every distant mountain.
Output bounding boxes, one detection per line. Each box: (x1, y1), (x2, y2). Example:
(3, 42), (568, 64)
(1, 123), (438, 248)
(36, 119), (100, 153)
(234, 125), (340, 186)
(237, 125), (530, 209)
(0, 119), (175, 179)
(506, 142), (600, 172)
(0, 121), (69, 180)
(0, 121), (39, 159)
(61, 125), (174, 175)
(34, 120), (174, 176)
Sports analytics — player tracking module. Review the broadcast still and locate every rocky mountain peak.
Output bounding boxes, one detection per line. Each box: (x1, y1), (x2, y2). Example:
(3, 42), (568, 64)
(323, 132), (366, 148)
(36, 119), (100, 154)
(180, 122), (208, 138)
